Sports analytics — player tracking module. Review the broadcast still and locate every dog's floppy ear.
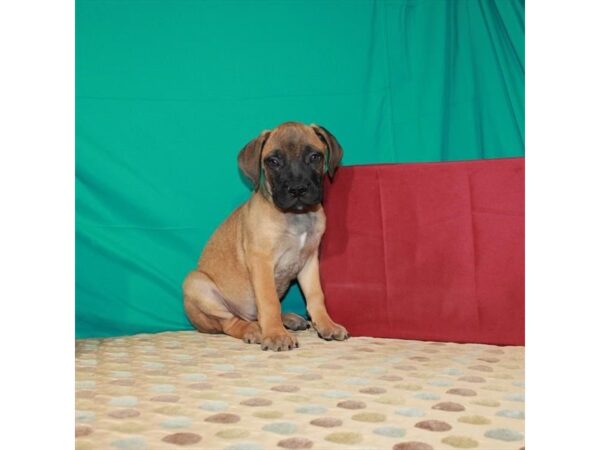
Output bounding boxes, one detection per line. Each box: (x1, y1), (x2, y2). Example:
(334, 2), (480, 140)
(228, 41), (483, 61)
(311, 124), (343, 179)
(237, 130), (271, 189)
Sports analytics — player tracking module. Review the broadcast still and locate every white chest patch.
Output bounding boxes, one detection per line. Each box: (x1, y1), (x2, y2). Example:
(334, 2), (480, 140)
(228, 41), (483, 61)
(299, 232), (307, 248)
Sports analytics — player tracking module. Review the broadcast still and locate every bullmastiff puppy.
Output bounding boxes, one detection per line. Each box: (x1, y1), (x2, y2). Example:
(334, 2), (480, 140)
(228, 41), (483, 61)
(183, 121), (349, 351)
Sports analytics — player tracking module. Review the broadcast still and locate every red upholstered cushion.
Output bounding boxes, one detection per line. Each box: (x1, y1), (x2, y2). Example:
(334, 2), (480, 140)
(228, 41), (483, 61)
(320, 158), (524, 345)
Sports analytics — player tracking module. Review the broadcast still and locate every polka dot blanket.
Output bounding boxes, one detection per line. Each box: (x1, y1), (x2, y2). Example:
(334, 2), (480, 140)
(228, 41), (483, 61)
(75, 329), (524, 449)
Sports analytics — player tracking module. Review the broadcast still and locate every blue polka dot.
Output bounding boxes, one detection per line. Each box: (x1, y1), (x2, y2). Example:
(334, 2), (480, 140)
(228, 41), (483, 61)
(485, 428), (524, 441)
(344, 377), (370, 385)
(111, 437), (147, 450)
(386, 357), (404, 363)
(235, 387), (261, 396)
(414, 392), (440, 400)
(76, 381), (96, 389)
(109, 396), (138, 407)
(428, 379), (453, 387)
(181, 373), (207, 381)
(160, 416), (193, 428)
(504, 393), (525, 402)
(442, 368), (464, 376)
(262, 375), (287, 383)
(368, 367), (385, 374)
(285, 365), (307, 373)
(143, 362), (164, 369)
(75, 410), (96, 423)
(262, 422), (298, 435)
(496, 409), (525, 420)
(80, 359), (97, 366)
(225, 442), (263, 450)
(213, 364), (235, 372)
(199, 400), (229, 412)
(151, 384), (176, 393)
(111, 371), (132, 378)
(323, 390), (353, 398)
(373, 426), (406, 438)
(512, 380), (525, 387)
(295, 404), (327, 414)
(395, 407), (425, 417)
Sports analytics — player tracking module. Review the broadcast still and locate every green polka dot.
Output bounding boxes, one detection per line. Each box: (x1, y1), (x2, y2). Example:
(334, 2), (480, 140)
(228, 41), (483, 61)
(110, 437), (147, 450)
(497, 409), (525, 420)
(110, 422), (146, 433)
(441, 436), (479, 448)
(284, 395), (311, 403)
(262, 422), (297, 435)
(224, 442), (263, 450)
(484, 428), (524, 441)
(200, 400), (229, 411)
(216, 429), (250, 439)
(375, 395), (405, 405)
(153, 405), (182, 415)
(395, 407), (425, 417)
(160, 416), (192, 428)
(295, 404), (327, 414)
(351, 412), (386, 423)
(325, 432), (363, 445)
(253, 410), (284, 419)
(373, 426), (406, 438)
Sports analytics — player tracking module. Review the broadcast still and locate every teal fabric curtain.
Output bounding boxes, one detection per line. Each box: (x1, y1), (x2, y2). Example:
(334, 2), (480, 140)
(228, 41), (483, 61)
(76, 0), (524, 338)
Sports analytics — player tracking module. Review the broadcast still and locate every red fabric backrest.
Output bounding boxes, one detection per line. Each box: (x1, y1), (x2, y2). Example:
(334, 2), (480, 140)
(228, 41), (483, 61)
(320, 158), (524, 345)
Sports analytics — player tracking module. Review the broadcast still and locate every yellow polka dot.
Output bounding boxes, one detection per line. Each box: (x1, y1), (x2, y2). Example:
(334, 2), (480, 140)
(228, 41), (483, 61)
(75, 441), (93, 450)
(194, 392), (222, 400)
(325, 432), (363, 444)
(153, 405), (183, 415)
(351, 412), (386, 422)
(410, 372), (432, 379)
(375, 395), (405, 405)
(216, 429), (250, 439)
(283, 395), (311, 403)
(470, 399), (500, 407)
(442, 436), (479, 448)
(394, 383), (422, 391)
(489, 373), (513, 379)
(458, 415), (491, 425)
(110, 421), (146, 433)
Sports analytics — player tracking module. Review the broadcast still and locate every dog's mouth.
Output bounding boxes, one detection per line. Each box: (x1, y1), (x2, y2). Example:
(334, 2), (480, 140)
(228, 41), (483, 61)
(274, 197), (320, 213)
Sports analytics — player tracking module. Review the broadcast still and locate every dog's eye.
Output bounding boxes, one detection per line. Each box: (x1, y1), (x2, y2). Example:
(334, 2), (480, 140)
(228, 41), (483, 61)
(265, 157), (281, 168)
(309, 153), (323, 163)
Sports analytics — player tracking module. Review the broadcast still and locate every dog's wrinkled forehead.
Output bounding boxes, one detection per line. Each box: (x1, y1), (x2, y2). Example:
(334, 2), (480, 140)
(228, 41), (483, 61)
(262, 123), (325, 156)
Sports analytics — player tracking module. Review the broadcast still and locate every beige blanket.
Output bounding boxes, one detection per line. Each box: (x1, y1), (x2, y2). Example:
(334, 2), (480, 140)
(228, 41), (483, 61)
(76, 329), (524, 449)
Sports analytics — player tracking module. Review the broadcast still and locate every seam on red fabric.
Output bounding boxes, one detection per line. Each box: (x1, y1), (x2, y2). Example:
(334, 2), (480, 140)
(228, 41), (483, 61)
(375, 168), (393, 335)
(466, 169), (481, 331)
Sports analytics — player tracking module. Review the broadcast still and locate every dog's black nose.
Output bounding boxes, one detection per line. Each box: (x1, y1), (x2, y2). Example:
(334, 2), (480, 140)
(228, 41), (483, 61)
(288, 184), (308, 198)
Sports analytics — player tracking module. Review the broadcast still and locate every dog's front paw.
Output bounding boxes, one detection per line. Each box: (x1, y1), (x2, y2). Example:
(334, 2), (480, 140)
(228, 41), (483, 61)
(314, 321), (349, 341)
(261, 329), (299, 351)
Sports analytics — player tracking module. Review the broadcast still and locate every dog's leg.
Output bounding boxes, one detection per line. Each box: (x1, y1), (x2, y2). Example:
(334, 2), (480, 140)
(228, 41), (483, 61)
(248, 259), (299, 351)
(282, 313), (310, 331)
(183, 271), (261, 344)
(222, 317), (262, 344)
(297, 254), (349, 341)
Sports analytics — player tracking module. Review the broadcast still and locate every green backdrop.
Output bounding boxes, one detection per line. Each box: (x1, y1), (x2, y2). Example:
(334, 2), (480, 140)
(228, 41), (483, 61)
(76, 0), (524, 338)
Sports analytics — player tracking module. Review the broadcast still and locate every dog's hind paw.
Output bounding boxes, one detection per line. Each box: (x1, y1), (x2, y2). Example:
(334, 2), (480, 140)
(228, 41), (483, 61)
(282, 313), (311, 331)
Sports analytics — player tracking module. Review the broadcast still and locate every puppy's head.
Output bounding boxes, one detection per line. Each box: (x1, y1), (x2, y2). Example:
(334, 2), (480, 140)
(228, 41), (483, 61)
(238, 122), (343, 212)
